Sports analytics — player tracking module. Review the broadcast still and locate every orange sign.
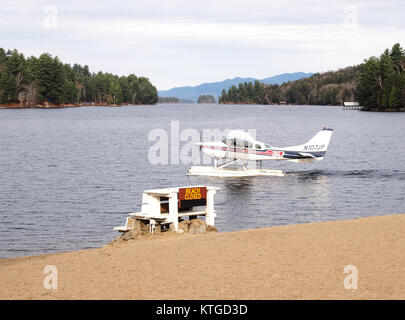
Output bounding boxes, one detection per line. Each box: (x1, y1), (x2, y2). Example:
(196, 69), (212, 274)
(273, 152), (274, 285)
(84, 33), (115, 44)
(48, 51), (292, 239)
(178, 187), (207, 208)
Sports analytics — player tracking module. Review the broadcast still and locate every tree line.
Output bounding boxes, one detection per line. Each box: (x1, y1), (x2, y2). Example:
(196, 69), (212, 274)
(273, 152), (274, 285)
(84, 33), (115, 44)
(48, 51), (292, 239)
(0, 48), (158, 107)
(357, 43), (405, 110)
(219, 43), (405, 110)
(219, 67), (359, 106)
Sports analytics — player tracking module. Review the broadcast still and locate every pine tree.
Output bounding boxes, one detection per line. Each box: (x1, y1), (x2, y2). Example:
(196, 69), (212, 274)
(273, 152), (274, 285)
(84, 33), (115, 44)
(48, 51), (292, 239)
(0, 72), (16, 103)
(379, 50), (395, 106)
(220, 89), (227, 103)
(390, 43), (404, 74)
(389, 85), (401, 107)
(109, 79), (123, 104)
(357, 57), (381, 108)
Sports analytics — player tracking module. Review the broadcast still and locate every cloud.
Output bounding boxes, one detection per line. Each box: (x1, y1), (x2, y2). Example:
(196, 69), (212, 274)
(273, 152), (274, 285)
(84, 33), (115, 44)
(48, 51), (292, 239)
(1, 0), (404, 89)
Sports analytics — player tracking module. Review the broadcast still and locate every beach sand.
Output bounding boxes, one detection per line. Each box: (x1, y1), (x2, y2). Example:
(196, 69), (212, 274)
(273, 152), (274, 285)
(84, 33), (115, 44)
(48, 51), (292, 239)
(0, 214), (403, 300)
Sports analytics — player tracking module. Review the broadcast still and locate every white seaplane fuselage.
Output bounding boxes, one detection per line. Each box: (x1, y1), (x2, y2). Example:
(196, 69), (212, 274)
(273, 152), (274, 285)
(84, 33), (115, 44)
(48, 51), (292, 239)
(188, 127), (334, 177)
(198, 127), (334, 164)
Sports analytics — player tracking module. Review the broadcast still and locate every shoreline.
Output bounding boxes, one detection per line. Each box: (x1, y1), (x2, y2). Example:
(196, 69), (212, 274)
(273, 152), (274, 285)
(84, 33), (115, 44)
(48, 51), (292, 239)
(2, 102), (404, 112)
(0, 102), (150, 109)
(0, 214), (403, 299)
(218, 102), (405, 111)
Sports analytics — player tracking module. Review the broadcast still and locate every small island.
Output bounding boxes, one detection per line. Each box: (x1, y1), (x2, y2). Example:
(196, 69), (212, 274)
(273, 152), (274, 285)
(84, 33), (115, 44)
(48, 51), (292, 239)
(158, 96), (180, 103)
(197, 94), (216, 104)
(158, 96), (194, 104)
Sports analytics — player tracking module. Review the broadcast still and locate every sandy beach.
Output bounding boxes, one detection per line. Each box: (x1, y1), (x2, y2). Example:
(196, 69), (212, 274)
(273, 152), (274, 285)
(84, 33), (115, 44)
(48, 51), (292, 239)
(0, 214), (403, 300)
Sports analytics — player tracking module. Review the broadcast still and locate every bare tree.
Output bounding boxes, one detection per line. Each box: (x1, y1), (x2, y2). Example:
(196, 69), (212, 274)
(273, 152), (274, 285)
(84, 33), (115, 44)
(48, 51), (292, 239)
(15, 72), (24, 91)
(18, 90), (26, 107)
(75, 81), (85, 103)
(132, 91), (137, 104)
(20, 83), (39, 107)
(375, 74), (383, 89)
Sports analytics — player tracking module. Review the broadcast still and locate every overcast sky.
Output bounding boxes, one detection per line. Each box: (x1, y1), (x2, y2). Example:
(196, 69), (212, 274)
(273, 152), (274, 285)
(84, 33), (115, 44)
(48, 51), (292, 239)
(1, 0), (404, 90)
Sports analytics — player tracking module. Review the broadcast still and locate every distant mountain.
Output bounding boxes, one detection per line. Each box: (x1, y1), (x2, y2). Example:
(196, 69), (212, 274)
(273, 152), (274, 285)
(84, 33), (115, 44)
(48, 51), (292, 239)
(158, 72), (313, 102)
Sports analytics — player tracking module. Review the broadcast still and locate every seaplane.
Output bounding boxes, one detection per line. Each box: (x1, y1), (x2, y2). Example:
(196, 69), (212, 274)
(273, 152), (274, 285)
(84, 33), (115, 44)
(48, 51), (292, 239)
(188, 127), (333, 177)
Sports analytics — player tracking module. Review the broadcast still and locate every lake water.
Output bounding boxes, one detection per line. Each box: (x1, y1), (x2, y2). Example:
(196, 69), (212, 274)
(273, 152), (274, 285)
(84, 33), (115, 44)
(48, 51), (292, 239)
(0, 104), (404, 258)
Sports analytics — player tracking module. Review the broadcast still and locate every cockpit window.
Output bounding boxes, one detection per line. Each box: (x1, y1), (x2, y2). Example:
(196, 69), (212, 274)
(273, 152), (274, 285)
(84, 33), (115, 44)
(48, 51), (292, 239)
(264, 144), (272, 149)
(224, 138), (255, 149)
(244, 141), (253, 148)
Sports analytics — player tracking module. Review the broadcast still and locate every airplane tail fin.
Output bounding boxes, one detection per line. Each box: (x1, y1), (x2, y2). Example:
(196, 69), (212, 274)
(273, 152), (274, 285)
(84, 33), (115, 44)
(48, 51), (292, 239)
(299, 127), (334, 152)
(281, 127), (333, 163)
(284, 127), (333, 153)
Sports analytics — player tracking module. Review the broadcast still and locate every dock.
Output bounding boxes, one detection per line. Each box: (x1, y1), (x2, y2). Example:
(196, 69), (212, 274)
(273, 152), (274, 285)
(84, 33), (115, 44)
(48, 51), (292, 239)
(343, 101), (362, 110)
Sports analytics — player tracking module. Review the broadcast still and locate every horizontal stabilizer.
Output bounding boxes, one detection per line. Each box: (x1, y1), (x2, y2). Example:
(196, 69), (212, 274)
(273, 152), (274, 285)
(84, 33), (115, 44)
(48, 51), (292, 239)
(298, 152), (317, 158)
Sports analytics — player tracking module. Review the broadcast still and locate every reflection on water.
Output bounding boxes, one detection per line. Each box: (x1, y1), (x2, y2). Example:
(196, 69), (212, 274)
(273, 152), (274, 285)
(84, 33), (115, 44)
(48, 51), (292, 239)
(212, 170), (332, 232)
(292, 170), (326, 180)
(0, 104), (404, 257)
(223, 178), (254, 195)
